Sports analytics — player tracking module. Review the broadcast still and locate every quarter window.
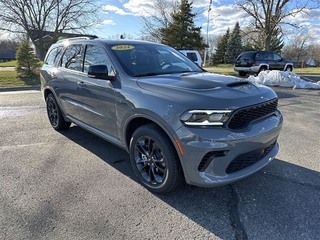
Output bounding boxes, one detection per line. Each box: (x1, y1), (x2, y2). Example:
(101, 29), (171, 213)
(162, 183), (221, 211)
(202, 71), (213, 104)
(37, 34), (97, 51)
(44, 46), (64, 66)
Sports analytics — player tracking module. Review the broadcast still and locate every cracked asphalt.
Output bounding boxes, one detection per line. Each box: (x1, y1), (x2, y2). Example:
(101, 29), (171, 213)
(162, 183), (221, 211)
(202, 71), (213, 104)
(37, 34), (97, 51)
(0, 88), (319, 239)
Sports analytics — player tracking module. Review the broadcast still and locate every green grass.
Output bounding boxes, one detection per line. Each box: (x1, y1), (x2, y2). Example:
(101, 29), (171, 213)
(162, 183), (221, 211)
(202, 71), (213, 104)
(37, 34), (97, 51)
(0, 60), (17, 67)
(0, 71), (40, 87)
(205, 66), (320, 75)
(0, 60), (319, 88)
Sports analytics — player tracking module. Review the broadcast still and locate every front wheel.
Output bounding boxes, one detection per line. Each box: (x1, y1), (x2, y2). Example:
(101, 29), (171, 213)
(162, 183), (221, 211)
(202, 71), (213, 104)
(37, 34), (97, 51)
(285, 65), (293, 71)
(46, 93), (71, 130)
(129, 124), (183, 193)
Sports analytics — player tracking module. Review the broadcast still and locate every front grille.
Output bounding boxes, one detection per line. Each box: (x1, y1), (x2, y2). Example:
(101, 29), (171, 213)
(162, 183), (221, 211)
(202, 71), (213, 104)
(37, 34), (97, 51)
(226, 140), (276, 174)
(228, 98), (278, 130)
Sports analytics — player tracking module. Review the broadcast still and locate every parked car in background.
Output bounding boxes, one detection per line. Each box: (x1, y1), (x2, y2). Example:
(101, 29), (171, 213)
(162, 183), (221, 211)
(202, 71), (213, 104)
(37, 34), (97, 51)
(41, 38), (283, 193)
(178, 49), (203, 67)
(234, 51), (293, 76)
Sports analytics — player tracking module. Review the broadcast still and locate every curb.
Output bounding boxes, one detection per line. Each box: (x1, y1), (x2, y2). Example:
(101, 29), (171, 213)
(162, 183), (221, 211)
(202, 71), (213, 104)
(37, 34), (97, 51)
(0, 85), (40, 92)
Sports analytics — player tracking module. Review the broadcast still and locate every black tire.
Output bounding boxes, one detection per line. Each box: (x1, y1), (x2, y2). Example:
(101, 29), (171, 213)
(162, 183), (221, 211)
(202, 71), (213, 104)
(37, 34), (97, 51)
(285, 65), (293, 71)
(238, 71), (247, 76)
(46, 93), (71, 130)
(129, 124), (183, 193)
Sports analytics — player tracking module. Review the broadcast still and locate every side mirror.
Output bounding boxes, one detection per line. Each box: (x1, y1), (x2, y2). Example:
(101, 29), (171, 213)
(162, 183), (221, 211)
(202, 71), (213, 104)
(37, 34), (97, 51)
(88, 65), (114, 80)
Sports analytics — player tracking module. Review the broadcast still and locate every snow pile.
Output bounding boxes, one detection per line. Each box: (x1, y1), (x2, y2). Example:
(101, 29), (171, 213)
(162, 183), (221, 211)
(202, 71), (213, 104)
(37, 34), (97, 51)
(247, 70), (320, 89)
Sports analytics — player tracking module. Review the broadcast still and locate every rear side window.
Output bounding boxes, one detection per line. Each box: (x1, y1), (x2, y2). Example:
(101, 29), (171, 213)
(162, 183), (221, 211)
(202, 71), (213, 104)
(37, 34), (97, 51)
(186, 52), (198, 62)
(61, 44), (83, 71)
(44, 46), (64, 66)
(238, 52), (255, 61)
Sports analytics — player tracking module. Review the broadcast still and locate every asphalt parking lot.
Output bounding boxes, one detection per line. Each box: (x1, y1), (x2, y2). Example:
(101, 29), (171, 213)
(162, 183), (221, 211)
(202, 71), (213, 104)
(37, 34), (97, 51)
(0, 87), (319, 239)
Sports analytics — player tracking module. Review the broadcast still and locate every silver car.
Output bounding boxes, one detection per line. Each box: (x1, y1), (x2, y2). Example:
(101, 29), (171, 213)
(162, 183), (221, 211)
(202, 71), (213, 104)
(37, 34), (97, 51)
(40, 38), (283, 193)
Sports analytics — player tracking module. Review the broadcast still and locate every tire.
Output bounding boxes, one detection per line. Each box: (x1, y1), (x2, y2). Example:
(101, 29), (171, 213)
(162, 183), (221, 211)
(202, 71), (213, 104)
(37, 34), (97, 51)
(285, 65), (293, 71)
(238, 71), (247, 76)
(46, 93), (71, 130)
(129, 124), (183, 193)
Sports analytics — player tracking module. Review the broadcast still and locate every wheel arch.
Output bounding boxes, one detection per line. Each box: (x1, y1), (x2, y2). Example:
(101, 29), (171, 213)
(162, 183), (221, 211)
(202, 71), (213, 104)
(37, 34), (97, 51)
(123, 115), (185, 172)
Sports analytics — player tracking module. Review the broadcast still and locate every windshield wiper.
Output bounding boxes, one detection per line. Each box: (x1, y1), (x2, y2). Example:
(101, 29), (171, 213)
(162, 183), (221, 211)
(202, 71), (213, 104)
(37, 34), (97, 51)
(132, 73), (161, 77)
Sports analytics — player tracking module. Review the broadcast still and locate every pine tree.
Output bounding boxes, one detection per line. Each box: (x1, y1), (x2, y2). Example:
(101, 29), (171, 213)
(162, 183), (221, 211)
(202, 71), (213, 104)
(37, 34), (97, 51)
(160, 0), (206, 50)
(252, 28), (284, 51)
(212, 29), (230, 64)
(16, 40), (40, 76)
(225, 22), (243, 63)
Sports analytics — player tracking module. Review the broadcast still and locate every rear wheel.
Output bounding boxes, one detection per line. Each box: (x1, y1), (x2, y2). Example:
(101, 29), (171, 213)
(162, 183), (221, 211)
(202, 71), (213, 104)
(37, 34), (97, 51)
(258, 66), (268, 74)
(46, 93), (71, 130)
(129, 124), (183, 193)
(238, 71), (247, 76)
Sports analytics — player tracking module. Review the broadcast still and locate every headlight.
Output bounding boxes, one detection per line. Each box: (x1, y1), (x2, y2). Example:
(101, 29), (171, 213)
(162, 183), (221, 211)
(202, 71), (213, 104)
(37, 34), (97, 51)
(180, 110), (232, 126)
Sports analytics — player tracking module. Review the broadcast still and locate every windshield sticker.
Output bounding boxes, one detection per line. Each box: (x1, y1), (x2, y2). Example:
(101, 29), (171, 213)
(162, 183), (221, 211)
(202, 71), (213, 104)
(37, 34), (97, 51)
(111, 45), (134, 50)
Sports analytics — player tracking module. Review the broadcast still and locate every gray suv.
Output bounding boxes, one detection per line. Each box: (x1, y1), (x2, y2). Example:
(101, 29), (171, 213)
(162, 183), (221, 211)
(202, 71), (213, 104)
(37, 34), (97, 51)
(41, 38), (283, 193)
(234, 51), (293, 76)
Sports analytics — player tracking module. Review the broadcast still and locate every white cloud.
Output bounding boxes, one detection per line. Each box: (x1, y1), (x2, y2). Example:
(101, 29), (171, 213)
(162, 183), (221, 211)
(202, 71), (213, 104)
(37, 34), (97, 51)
(123, 0), (155, 17)
(101, 19), (116, 25)
(102, 5), (132, 15)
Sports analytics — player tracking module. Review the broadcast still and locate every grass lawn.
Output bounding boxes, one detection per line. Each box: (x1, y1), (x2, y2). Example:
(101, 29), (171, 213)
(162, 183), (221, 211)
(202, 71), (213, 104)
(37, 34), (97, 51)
(0, 61), (17, 67)
(205, 66), (320, 76)
(0, 60), (319, 88)
(0, 71), (40, 87)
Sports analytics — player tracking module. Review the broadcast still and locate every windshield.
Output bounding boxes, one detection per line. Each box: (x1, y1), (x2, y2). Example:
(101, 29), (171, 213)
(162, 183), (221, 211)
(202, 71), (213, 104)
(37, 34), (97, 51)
(109, 43), (203, 77)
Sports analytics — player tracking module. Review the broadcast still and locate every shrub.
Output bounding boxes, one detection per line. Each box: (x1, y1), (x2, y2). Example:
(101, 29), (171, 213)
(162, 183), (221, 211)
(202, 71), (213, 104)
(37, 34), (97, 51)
(16, 40), (40, 76)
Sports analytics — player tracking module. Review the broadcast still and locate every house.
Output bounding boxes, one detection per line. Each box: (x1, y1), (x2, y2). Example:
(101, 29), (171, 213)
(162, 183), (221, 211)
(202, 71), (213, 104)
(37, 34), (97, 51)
(29, 30), (97, 59)
(0, 50), (16, 62)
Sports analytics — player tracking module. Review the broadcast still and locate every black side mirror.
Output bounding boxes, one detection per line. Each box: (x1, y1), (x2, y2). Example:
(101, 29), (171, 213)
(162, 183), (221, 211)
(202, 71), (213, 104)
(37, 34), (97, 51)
(88, 65), (114, 80)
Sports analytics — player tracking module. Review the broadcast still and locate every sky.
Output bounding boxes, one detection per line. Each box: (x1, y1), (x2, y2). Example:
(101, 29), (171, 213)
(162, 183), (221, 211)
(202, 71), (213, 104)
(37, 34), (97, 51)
(92, 0), (320, 45)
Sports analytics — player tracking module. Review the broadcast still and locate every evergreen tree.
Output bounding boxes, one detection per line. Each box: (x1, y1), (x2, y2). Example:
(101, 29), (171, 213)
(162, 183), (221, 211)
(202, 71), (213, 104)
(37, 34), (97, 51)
(212, 29), (230, 64)
(252, 28), (284, 51)
(160, 0), (206, 50)
(225, 22), (243, 63)
(16, 40), (40, 76)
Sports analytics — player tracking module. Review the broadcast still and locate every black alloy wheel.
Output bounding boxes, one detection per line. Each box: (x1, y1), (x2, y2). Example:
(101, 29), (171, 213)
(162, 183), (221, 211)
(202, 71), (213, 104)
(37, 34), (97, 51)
(130, 124), (183, 193)
(46, 93), (71, 130)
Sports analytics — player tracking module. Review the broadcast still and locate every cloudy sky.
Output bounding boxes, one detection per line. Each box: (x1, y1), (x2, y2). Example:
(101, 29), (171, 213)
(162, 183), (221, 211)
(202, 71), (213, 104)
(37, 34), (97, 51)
(93, 0), (320, 44)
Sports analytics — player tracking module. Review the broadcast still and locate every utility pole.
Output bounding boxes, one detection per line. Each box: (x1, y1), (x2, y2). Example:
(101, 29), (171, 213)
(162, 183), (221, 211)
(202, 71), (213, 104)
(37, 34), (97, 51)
(203, 0), (212, 67)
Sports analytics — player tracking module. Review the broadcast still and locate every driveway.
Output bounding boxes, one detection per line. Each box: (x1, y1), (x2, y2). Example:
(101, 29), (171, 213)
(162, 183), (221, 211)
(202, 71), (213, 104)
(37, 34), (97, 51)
(0, 88), (319, 239)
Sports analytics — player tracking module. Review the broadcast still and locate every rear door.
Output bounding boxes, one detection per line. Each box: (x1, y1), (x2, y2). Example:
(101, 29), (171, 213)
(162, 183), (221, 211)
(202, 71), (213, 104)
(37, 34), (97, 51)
(54, 44), (84, 120)
(74, 44), (118, 139)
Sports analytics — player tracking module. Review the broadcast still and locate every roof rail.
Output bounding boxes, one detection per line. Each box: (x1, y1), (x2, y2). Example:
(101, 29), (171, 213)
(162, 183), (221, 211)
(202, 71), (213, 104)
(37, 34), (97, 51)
(57, 35), (98, 43)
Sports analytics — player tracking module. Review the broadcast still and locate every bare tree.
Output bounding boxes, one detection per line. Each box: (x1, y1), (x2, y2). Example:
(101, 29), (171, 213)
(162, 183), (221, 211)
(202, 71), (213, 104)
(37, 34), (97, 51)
(139, 0), (179, 42)
(235, 0), (320, 50)
(282, 28), (311, 63)
(0, 39), (19, 51)
(0, 0), (100, 60)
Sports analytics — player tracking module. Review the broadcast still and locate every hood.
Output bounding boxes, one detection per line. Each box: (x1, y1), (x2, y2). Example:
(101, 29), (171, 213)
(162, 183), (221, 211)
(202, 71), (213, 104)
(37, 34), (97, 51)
(136, 72), (277, 109)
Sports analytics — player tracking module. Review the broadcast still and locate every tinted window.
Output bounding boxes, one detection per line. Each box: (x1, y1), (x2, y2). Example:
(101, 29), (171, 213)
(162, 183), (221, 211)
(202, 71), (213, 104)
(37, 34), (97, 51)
(186, 52), (198, 62)
(44, 46), (64, 66)
(238, 52), (255, 61)
(84, 45), (113, 74)
(61, 44), (83, 71)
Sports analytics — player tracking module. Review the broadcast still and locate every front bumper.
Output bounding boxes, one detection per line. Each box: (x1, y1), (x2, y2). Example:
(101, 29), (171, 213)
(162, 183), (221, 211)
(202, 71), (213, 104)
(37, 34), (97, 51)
(176, 111), (283, 187)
